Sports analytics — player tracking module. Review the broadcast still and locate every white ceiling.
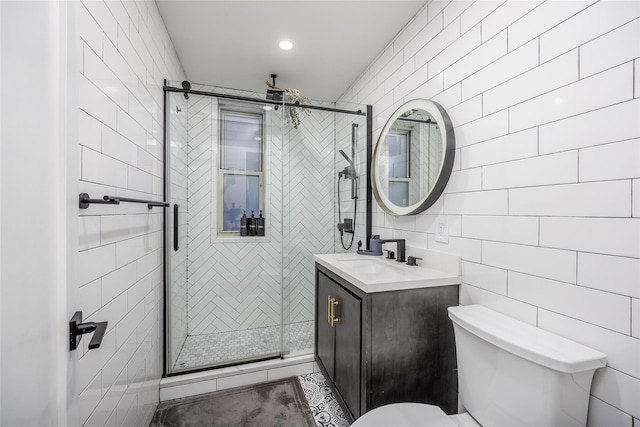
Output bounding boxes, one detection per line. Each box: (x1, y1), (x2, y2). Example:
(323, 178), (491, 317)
(156, 1), (428, 101)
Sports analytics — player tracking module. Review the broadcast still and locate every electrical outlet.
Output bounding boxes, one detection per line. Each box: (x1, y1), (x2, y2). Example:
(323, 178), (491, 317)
(435, 218), (449, 243)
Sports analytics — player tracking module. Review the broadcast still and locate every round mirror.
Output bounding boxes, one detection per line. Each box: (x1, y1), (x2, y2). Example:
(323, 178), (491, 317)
(372, 99), (455, 216)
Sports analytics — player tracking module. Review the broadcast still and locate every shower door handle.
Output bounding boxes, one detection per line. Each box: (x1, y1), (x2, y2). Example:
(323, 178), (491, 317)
(173, 204), (179, 251)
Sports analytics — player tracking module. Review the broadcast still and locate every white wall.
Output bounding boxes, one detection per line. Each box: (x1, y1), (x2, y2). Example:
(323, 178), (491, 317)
(74, 0), (184, 425)
(339, 1), (640, 425)
(1, 1), (70, 425)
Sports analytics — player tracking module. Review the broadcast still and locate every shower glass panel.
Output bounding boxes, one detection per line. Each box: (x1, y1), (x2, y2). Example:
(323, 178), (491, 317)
(165, 82), (366, 375)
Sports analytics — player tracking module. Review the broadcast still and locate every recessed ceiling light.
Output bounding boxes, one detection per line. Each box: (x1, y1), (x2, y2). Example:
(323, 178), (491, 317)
(279, 40), (293, 51)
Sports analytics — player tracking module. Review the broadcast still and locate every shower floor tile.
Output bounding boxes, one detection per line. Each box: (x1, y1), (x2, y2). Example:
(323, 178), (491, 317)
(174, 320), (314, 371)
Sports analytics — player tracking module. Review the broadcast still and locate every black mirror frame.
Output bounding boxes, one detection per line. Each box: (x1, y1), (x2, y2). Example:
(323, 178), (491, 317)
(372, 99), (455, 216)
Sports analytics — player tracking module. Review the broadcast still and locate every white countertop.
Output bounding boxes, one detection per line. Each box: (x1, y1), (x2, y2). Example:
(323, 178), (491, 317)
(314, 250), (461, 293)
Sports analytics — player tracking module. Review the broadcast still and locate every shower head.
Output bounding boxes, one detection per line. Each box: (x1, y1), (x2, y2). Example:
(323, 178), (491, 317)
(181, 81), (191, 100)
(339, 150), (354, 168)
(338, 149), (356, 181)
(266, 73), (284, 102)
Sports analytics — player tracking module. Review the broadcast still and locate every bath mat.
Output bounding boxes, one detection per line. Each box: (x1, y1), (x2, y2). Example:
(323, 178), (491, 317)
(150, 376), (316, 427)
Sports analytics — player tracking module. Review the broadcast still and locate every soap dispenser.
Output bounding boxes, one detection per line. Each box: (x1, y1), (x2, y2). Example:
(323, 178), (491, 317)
(356, 234), (383, 256)
(369, 235), (382, 254)
(256, 210), (265, 236)
(240, 211), (248, 236)
(249, 210), (257, 236)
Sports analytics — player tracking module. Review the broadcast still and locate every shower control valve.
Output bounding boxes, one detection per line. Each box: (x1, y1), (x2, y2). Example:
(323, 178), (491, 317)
(337, 218), (353, 235)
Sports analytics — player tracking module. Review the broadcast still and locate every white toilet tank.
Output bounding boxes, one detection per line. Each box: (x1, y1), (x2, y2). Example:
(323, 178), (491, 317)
(448, 305), (607, 427)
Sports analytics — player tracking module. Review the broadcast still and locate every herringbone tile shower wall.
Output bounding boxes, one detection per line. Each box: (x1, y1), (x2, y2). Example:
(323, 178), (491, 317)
(283, 109), (336, 326)
(185, 94), (335, 336)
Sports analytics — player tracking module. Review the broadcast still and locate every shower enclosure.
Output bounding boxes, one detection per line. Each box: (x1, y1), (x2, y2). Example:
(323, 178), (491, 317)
(163, 81), (368, 374)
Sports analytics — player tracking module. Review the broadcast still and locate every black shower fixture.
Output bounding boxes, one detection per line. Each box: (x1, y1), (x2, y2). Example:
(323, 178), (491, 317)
(338, 150), (356, 180)
(266, 73), (284, 107)
(336, 123), (359, 251)
(182, 80), (191, 99)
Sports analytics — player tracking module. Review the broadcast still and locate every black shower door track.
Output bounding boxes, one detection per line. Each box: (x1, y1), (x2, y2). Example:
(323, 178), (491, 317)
(163, 84), (367, 116)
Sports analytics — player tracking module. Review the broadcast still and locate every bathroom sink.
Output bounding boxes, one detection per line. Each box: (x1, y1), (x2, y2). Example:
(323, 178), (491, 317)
(314, 251), (461, 293)
(336, 258), (404, 275)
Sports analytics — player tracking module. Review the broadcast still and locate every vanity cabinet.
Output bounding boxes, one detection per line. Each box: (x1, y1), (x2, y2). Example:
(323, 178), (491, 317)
(317, 271), (362, 416)
(315, 263), (459, 422)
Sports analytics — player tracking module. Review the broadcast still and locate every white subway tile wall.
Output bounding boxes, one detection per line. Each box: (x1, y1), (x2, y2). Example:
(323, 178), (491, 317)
(633, 298), (640, 339)
(633, 179), (640, 218)
(509, 180), (631, 217)
(460, 261), (508, 296)
(340, 1), (640, 424)
(76, 0), (184, 426)
(538, 98), (640, 154)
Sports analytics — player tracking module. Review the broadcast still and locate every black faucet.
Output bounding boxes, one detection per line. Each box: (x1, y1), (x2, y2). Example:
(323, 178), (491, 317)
(379, 239), (406, 263)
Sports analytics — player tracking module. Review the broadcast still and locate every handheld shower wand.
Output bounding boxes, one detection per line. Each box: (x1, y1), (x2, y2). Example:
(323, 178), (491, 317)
(339, 122), (359, 200)
(338, 149), (354, 167)
(338, 150), (356, 180)
(337, 149), (356, 237)
(336, 123), (360, 250)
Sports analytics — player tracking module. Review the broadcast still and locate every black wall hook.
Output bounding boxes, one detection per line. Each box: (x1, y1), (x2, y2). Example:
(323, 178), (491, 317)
(69, 311), (108, 351)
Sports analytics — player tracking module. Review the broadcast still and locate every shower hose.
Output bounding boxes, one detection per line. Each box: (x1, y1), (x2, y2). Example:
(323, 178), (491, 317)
(337, 174), (357, 250)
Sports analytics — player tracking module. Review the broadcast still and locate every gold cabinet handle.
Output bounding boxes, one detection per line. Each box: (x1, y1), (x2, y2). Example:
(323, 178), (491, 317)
(327, 295), (331, 324)
(331, 299), (340, 326)
(329, 297), (335, 325)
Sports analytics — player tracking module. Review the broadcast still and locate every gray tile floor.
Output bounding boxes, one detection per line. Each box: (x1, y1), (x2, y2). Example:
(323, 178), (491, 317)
(174, 320), (314, 370)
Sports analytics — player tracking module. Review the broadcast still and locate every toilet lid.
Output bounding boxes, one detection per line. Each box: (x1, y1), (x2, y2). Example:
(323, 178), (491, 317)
(351, 403), (458, 427)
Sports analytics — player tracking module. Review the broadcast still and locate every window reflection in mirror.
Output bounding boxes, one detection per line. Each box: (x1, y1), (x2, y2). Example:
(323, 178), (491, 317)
(382, 109), (443, 207)
(387, 131), (410, 206)
(372, 99), (455, 216)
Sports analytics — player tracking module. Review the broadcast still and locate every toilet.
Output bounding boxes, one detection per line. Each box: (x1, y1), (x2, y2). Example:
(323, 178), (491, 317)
(352, 305), (607, 427)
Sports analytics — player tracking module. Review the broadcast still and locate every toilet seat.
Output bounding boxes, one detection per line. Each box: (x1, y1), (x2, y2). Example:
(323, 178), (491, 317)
(351, 403), (458, 427)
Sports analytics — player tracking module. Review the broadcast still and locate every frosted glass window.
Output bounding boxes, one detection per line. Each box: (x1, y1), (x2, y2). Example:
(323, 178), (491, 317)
(221, 112), (262, 172)
(222, 174), (260, 231)
(389, 181), (409, 207)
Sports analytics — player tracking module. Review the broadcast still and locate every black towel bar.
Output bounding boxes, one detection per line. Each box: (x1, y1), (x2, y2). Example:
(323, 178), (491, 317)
(79, 193), (169, 210)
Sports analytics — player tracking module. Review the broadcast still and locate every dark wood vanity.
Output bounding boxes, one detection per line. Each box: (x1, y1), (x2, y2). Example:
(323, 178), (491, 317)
(314, 263), (459, 422)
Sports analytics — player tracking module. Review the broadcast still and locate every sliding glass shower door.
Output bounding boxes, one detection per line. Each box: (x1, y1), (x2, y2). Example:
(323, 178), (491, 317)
(166, 87), (289, 373)
(164, 82), (366, 375)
